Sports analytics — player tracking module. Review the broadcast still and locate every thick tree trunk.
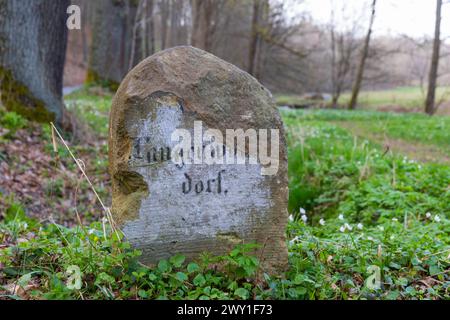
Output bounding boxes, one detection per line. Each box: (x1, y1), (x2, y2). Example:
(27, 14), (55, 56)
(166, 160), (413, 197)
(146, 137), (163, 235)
(425, 0), (442, 115)
(0, 0), (68, 124)
(348, 0), (376, 110)
(87, 0), (137, 88)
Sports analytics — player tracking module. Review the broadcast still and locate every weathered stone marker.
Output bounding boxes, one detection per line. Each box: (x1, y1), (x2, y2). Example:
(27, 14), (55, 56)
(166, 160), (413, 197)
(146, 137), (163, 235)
(109, 46), (288, 272)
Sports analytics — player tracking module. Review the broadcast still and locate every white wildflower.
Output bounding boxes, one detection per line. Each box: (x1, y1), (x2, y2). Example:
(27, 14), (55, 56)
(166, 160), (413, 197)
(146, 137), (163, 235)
(319, 218), (326, 226)
(338, 214), (344, 221)
(300, 208), (306, 215)
(434, 215), (441, 223)
(339, 225), (346, 233)
(288, 215), (294, 222)
(357, 223), (363, 230)
(345, 223), (353, 231)
(301, 215), (308, 223)
(66, 265), (82, 290)
(426, 212), (432, 219)
(367, 236), (374, 241)
(289, 236), (300, 246)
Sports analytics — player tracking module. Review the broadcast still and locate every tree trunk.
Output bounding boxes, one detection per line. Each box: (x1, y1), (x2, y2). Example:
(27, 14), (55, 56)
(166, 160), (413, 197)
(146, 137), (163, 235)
(148, 0), (155, 55)
(191, 0), (206, 50)
(129, 0), (156, 69)
(348, 0), (376, 110)
(330, 5), (338, 108)
(248, 0), (261, 76)
(425, 0), (442, 115)
(131, 0), (155, 61)
(87, 0), (138, 88)
(80, 0), (89, 65)
(0, 0), (68, 125)
(160, 0), (170, 50)
(168, 0), (181, 47)
(191, 0), (216, 52)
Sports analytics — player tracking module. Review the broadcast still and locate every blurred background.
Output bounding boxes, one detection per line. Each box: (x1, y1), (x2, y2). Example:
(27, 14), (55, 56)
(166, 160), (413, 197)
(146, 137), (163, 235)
(63, 0), (450, 113)
(1, 0), (449, 123)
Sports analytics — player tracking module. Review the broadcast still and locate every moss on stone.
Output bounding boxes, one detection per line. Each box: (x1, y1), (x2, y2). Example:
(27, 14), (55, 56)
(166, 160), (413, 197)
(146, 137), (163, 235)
(0, 66), (55, 123)
(114, 170), (149, 195)
(112, 190), (148, 226)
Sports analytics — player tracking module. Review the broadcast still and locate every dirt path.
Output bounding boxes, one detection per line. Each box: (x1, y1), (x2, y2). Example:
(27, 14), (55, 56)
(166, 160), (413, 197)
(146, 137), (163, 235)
(334, 121), (450, 164)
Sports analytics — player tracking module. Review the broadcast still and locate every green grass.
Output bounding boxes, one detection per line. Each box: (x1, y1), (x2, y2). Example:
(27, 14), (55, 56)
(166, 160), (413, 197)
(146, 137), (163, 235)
(1, 90), (449, 300)
(340, 86), (450, 110)
(286, 109), (450, 157)
(275, 95), (312, 107)
(276, 86), (450, 110)
(64, 87), (113, 138)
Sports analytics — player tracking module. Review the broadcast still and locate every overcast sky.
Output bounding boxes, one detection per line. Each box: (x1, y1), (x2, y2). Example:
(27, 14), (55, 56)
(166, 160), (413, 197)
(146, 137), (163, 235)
(299, 0), (450, 39)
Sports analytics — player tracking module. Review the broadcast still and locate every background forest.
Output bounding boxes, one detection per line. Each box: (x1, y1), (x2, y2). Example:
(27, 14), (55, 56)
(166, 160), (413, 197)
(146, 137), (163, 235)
(64, 0), (450, 113)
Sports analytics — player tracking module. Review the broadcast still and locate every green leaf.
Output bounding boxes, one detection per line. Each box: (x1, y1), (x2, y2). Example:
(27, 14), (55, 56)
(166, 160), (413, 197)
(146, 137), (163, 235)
(175, 272), (188, 282)
(288, 287), (307, 298)
(95, 272), (114, 286)
(429, 265), (440, 276)
(18, 272), (33, 287)
(234, 288), (249, 299)
(386, 290), (400, 300)
(158, 260), (170, 273)
(227, 281), (238, 291)
(296, 287), (307, 295)
(203, 286), (211, 295)
(170, 254), (186, 268)
(193, 274), (206, 287)
(389, 262), (401, 270)
(230, 248), (240, 257)
(293, 274), (304, 285)
(187, 263), (200, 273)
(405, 286), (416, 296)
(138, 289), (148, 298)
(395, 277), (408, 287)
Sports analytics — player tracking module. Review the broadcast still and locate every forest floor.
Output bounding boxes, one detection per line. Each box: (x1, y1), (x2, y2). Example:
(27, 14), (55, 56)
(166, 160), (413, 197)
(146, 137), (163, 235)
(0, 87), (449, 300)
